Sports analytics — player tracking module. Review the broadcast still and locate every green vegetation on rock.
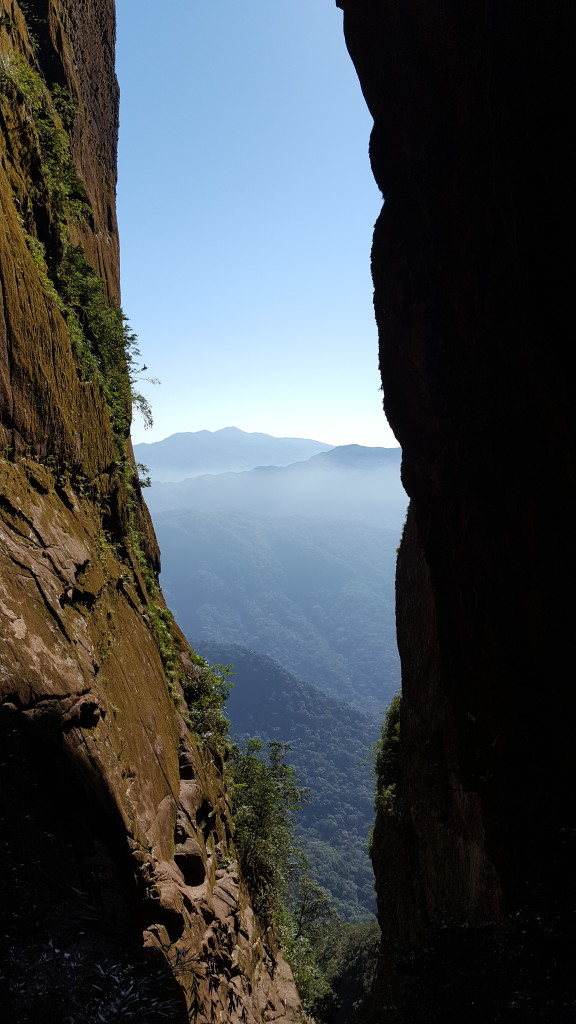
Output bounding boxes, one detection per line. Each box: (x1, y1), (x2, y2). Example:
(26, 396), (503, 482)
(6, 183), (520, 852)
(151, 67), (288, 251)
(373, 692), (401, 822)
(230, 738), (305, 922)
(0, 48), (151, 450)
(56, 244), (133, 440)
(0, 51), (89, 223)
(227, 732), (379, 1023)
(181, 660), (233, 745)
(0, 46), (234, 749)
(312, 922), (381, 1024)
(229, 738), (335, 1016)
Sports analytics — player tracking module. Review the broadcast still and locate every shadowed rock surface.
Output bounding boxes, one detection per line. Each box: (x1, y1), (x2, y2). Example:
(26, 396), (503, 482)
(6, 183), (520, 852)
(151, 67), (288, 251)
(342, 0), (576, 1019)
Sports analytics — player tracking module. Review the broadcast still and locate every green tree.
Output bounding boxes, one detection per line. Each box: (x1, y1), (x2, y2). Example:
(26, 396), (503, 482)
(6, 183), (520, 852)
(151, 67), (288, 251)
(291, 870), (336, 941)
(230, 739), (307, 922)
(181, 661), (233, 746)
(231, 740), (339, 1016)
(374, 693), (401, 819)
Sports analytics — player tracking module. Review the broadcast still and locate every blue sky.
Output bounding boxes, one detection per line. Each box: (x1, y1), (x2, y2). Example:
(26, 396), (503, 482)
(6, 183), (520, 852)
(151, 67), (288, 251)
(116, 0), (398, 448)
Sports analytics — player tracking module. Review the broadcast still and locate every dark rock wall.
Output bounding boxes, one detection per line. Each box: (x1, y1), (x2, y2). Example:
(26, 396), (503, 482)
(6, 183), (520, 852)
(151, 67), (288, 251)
(342, 0), (576, 1009)
(0, 2), (300, 1020)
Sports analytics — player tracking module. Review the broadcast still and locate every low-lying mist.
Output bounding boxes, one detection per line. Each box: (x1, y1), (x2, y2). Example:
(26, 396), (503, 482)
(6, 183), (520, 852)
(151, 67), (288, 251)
(145, 445), (406, 531)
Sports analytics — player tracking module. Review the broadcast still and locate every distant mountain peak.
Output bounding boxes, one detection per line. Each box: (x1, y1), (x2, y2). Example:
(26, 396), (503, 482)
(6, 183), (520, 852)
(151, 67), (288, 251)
(308, 444), (401, 467)
(133, 428), (335, 482)
(214, 426), (334, 444)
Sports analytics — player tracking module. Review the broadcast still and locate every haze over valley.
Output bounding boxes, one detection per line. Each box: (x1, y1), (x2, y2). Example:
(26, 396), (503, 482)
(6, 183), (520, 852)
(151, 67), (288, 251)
(136, 428), (406, 711)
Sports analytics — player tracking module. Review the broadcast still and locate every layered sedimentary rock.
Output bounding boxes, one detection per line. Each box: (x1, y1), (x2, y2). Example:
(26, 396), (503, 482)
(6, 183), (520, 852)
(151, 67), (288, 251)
(342, 0), (576, 1017)
(0, 2), (299, 1020)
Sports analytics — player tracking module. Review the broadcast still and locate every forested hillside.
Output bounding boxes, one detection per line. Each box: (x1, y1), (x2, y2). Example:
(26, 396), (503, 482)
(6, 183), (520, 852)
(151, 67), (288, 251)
(196, 642), (382, 920)
(144, 444), (405, 529)
(156, 509), (400, 710)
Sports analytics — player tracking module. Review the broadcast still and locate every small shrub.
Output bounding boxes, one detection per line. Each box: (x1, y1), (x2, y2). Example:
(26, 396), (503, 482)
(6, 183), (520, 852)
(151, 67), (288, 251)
(181, 660), (233, 745)
(280, 911), (332, 1012)
(0, 943), (185, 1023)
(51, 83), (79, 131)
(0, 51), (90, 223)
(56, 244), (155, 445)
(230, 739), (306, 922)
(136, 462), (151, 487)
(373, 693), (401, 820)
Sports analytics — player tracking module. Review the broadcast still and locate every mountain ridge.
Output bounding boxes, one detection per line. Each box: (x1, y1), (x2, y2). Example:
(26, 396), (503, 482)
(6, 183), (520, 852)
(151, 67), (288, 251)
(155, 507), (400, 710)
(134, 427), (338, 481)
(145, 443), (406, 529)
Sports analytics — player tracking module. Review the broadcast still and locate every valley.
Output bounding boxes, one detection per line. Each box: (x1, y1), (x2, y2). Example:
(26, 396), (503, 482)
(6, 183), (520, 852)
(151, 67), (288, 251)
(139, 429), (406, 922)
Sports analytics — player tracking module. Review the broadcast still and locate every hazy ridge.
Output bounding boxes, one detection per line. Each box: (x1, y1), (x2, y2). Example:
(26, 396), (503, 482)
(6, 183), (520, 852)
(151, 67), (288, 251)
(156, 508), (400, 710)
(134, 426), (335, 481)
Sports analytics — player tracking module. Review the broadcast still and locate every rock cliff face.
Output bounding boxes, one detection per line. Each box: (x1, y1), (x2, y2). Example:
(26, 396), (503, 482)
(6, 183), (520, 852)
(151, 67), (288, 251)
(0, 3), (299, 1021)
(342, 0), (576, 1017)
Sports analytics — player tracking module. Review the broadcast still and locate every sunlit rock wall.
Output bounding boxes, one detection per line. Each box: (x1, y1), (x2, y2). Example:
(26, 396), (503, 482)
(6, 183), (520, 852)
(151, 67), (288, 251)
(0, 2), (299, 1020)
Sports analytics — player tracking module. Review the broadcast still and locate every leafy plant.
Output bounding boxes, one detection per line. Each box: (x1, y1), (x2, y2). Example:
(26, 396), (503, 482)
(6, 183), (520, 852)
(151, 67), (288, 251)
(0, 50), (44, 105)
(290, 870), (336, 941)
(56, 244), (131, 439)
(196, 641), (379, 921)
(136, 462), (152, 487)
(181, 660), (233, 745)
(22, 231), (63, 307)
(373, 692), (401, 820)
(146, 604), (181, 702)
(229, 739), (333, 1014)
(230, 739), (306, 922)
(311, 921), (381, 1024)
(51, 83), (79, 132)
(280, 910), (332, 1013)
(0, 51), (90, 222)
(281, 870), (337, 1014)
(0, 943), (185, 1023)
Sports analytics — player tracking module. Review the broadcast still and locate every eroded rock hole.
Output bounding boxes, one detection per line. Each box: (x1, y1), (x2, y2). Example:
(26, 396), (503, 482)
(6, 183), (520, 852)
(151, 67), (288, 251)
(174, 838), (206, 888)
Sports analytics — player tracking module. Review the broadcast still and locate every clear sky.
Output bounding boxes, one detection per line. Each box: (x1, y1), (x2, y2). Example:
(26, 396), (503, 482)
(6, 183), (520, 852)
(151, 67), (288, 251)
(115, 0), (399, 449)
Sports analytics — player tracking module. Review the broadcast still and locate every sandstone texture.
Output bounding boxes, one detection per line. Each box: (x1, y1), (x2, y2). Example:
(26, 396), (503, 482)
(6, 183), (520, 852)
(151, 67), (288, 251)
(343, 0), (576, 1018)
(0, 2), (300, 1020)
